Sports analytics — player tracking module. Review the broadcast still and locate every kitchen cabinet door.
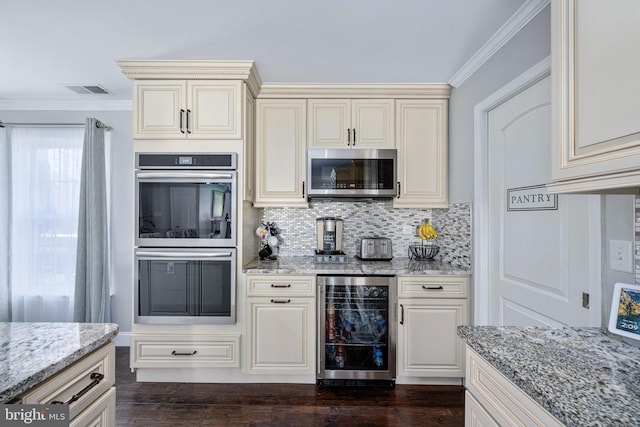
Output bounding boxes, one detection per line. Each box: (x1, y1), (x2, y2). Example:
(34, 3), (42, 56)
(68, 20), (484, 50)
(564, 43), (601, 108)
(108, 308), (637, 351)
(133, 80), (243, 140)
(394, 99), (448, 208)
(548, 0), (640, 192)
(307, 99), (394, 149)
(351, 99), (394, 148)
(254, 99), (308, 207)
(397, 298), (467, 378)
(247, 297), (315, 376)
(134, 80), (186, 139)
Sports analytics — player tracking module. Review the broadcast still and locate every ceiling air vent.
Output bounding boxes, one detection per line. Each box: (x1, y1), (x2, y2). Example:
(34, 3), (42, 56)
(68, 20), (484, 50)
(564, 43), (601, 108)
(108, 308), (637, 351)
(64, 85), (110, 95)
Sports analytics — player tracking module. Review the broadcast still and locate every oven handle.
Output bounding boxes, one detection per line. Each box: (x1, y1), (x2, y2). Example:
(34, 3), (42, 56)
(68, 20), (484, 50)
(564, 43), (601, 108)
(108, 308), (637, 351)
(135, 251), (233, 258)
(136, 172), (234, 180)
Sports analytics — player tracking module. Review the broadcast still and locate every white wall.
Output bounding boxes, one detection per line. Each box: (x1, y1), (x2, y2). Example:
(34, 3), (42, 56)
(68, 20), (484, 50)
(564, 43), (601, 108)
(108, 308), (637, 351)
(0, 109), (133, 336)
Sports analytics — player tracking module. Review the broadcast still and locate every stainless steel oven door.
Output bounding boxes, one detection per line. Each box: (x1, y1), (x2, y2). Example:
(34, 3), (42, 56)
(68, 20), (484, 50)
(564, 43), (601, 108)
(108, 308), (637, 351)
(136, 171), (237, 247)
(134, 248), (236, 325)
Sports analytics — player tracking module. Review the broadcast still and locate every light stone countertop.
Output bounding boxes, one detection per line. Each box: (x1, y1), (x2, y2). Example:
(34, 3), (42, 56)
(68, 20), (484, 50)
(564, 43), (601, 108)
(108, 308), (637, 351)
(0, 322), (119, 403)
(458, 325), (640, 426)
(243, 256), (471, 276)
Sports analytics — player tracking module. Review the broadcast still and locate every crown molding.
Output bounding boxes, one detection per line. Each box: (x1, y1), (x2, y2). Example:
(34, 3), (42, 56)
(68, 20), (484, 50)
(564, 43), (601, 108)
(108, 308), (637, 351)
(117, 60), (262, 97)
(257, 83), (451, 99)
(448, 0), (550, 87)
(0, 99), (132, 111)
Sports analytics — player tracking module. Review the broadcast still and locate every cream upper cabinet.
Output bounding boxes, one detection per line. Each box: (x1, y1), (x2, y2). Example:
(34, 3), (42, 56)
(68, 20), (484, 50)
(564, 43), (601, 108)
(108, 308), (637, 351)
(133, 80), (243, 140)
(254, 99), (308, 207)
(394, 99), (448, 208)
(549, 0), (640, 193)
(307, 99), (394, 148)
(396, 276), (468, 379)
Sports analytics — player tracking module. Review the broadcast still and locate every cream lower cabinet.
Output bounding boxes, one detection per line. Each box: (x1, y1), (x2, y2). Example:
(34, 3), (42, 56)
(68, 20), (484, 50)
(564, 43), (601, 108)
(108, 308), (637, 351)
(20, 342), (116, 427)
(465, 346), (563, 427)
(246, 275), (315, 376)
(130, 334), (240, 368)
(549, 0), (640, 193)
(307, 99), (394, 148)
(396, 276), (468, 378)
(133, 80), (244, 140)
(254, 99), (308, 207)
(394, 99), (448, 208)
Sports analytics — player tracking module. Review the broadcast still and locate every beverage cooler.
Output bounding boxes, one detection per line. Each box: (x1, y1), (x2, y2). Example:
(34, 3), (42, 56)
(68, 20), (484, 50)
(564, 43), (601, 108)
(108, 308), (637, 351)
(317, 275), (396, 386)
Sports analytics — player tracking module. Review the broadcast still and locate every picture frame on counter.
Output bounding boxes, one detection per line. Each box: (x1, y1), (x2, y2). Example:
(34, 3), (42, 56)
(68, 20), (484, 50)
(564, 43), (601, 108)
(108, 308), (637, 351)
(608, 282), (640, 346)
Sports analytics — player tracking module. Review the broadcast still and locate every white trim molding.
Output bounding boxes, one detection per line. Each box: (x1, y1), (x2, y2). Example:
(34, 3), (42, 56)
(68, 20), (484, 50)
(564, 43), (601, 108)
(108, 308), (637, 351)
(0, 99), (132, 111)
(257, 83), (451, 99)
(117, 60), (263, 97)
(449, 0), (550, 87)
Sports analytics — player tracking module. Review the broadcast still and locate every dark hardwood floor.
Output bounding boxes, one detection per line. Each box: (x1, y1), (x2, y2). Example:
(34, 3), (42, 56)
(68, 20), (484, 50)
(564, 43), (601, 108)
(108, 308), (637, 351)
(115, 347), (465, 426)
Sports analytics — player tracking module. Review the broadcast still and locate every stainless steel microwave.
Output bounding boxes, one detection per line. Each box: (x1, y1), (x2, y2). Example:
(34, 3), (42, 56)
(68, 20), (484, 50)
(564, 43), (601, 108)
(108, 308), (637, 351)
(307, 149), (397, 199)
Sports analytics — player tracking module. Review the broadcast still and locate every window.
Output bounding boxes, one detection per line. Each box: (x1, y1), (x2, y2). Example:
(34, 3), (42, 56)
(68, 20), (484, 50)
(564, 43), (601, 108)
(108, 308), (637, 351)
(3, 126), (84, 321)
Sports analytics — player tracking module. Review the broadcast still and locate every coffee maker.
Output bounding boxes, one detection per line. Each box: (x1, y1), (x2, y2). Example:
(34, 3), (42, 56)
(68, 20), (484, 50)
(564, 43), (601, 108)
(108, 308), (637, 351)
(316, 217), (344, 255)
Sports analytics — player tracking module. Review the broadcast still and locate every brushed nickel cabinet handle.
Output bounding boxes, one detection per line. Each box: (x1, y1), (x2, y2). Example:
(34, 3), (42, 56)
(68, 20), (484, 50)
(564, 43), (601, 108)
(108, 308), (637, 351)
(271, 284), (292, 288)
(423, 285), (444, 290)
(186, 109), (192, 134)
(271, 299), (291, 304)
(51, 372), (104, 404)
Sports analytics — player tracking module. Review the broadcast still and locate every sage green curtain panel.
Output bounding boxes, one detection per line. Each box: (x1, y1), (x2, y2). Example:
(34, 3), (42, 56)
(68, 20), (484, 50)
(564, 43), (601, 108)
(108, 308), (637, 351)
(74, 118), (110, 323)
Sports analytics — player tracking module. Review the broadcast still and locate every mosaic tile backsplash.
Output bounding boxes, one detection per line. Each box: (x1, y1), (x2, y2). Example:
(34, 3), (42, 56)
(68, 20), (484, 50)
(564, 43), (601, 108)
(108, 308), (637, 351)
(260, 200), (472, 269)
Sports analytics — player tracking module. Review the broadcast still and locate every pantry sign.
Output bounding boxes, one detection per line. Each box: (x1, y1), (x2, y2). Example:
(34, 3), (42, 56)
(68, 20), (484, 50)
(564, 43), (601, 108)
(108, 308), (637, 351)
(507, 184), (558, 212)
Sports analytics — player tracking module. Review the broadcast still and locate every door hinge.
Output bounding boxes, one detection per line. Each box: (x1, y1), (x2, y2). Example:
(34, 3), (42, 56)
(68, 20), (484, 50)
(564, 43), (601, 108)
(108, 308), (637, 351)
(582, 292), (590, 309)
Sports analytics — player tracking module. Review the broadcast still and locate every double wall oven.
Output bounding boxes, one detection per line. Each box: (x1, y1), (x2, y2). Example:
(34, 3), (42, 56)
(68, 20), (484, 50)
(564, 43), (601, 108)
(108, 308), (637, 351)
(134, 153), (237, 324)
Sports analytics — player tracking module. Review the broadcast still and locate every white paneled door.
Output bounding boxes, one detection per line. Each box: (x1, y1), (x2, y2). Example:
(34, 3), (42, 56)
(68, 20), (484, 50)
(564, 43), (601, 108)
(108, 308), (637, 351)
(487, 75), (596, 326)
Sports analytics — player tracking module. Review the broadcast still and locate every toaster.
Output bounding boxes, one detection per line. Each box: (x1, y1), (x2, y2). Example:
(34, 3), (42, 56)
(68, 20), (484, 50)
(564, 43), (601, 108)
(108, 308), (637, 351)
(357, 237), (393, 260)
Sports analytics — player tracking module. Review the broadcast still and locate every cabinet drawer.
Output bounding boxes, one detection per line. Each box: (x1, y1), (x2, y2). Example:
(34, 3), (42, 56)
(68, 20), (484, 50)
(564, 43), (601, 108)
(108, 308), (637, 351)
(398, 275), (468, 298)
(247, 275), (315, 296)
(69, 387), (115, 427)
(131, 334), (240, 368)
(466, 347), (563, 427)
(21, 342), (115, 421)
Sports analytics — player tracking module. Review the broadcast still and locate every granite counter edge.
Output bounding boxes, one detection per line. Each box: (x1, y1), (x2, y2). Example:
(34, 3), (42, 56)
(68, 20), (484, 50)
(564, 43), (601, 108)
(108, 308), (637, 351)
(0, 326), (119, 404)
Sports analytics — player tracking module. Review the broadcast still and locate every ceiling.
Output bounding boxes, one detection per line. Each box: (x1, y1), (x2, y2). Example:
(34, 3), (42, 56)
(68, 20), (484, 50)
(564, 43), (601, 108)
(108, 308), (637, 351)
(0, 0), (529, 101)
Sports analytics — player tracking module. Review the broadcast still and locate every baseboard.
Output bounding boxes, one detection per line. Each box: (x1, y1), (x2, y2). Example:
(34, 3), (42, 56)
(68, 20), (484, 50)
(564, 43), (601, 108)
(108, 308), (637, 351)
(113, 331), (131, 347)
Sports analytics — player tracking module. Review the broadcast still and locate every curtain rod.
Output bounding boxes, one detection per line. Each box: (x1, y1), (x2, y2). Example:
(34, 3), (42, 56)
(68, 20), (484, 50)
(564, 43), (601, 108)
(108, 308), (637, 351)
(0, 121), (111, 130)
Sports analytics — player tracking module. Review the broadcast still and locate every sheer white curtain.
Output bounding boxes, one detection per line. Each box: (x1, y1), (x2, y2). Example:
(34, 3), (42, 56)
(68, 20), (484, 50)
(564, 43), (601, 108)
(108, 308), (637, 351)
(8, 126), (84, 322)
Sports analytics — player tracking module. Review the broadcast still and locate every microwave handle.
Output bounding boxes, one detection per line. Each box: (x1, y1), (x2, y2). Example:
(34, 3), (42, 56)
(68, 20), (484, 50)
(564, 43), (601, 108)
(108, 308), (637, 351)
(135, 251), (233, 258)
(137, 172), (234, 180)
